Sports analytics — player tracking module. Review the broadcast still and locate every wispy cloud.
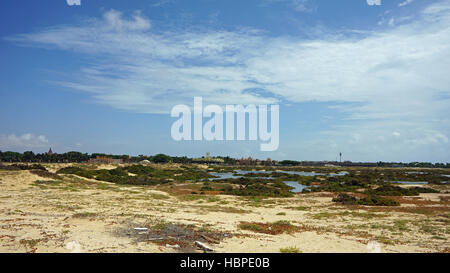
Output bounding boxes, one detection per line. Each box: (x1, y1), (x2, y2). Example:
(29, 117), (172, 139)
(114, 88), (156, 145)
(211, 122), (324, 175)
(6, 1), (450, 161)
(367, 0), (382, 6)
(399, 0), (413, 7)
(0, 133), (49, 149)
(261, 0), (314, 12)
(66, 0), (81, 6)
(291, 0), (313, 12)
(151, 0), (176, 7)
(10, 4), (450, 113)
(8, 10), (276, 113)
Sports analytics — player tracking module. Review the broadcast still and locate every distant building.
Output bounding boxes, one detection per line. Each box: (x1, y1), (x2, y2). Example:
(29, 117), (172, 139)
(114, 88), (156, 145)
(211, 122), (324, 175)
(89, 155), (122, 164)
(235, 157), (276, 166)
(264, 158), (277, 166)
(192, 152), (225, 164)
(47, 148), (54, 156)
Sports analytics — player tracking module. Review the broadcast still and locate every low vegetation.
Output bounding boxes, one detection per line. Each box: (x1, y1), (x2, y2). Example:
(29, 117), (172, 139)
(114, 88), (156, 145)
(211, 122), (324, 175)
(280, 246), (301, 253)
(208, 177), (294, 197)
(366, 185), (439, 196)
(57, 165), (213, 186)
(0, 163), (47, 171)
(238, 220), (300, 235)
(332, 193), (400, 206)
(29, 169), (62, 180)
(72, 212), (97, 218)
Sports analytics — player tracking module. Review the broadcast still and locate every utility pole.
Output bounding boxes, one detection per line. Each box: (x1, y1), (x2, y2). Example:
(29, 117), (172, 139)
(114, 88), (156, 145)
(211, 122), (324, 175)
(339, 152), (342, 163)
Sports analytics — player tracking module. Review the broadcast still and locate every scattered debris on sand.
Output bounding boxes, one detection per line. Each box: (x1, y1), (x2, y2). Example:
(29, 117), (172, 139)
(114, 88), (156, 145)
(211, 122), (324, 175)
(115, 222), (229, 252)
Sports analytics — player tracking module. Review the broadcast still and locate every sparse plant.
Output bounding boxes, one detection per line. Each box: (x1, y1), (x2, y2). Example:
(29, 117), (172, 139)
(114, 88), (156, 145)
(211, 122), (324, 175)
(280, 246), (301, 253)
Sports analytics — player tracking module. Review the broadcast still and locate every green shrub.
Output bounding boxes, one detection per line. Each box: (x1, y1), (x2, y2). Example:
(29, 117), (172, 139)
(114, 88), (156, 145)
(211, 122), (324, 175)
(357, 195), (400, 206)
(367, 185), (439, 196)
(238, 223), (264, 232)
(332, 193), (357, 205)
(332, 193), (399, 206)
(1, 163), (47, 171)
(29, 169), (62, 180)
(280, 247), (301, 253)
(220, 178), (294, 197)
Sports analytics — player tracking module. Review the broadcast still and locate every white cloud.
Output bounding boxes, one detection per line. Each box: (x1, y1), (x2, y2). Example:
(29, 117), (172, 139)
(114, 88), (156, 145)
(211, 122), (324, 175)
(11, 4), (450, 114)
(261, 0), (313, 12)
(292, 0), (312, 12)
(399, 0), (413, 7)
(66, 0), (81, 6)
(405, 131), (449, 145)
(151, 0), (175, 7)
(388, 17), (395, 26)
(7, 1), (450, 161)
(316, 122), (449, 162)
(0, 134), (49, 149)
(102, 10), (151, 31)
(367, 0), (382, 6)
(423, 1), (450, 14)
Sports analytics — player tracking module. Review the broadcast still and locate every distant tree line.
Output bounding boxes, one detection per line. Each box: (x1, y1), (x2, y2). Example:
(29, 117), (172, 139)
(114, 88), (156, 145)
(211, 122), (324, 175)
(278, 160), (301, 166)
(0, 151), (91, 163)
(0, 150), (448, 167)
(278, 159), (450, 168)
(0, 151), (195, 164)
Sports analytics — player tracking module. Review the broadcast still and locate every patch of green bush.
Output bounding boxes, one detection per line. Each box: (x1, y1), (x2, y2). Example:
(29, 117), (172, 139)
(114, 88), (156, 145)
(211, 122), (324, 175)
(280, 246), (301, 253)
(357, 195), (400, 206)
(238, 223), (264, 232)
(216, 177), (294, 197)
(332, 193), (357, 205)
(29, 169), (62, 180)
(332, 193), (399, 206)
(367, 185), (439, 196)
(0, 163), (47, 171)
(56, 165), (215, 186)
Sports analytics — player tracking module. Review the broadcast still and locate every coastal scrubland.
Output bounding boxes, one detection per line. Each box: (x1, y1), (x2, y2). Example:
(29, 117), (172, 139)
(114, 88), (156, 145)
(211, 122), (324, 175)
(0, 162), (448, 253)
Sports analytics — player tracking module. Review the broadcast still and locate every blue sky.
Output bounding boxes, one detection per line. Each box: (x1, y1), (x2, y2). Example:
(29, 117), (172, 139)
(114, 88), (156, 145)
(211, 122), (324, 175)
(1, 0), (449, 162)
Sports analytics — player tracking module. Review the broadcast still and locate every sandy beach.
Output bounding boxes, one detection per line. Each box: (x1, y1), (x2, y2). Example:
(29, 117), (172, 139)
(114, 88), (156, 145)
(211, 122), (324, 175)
(0, 164), (448, 253)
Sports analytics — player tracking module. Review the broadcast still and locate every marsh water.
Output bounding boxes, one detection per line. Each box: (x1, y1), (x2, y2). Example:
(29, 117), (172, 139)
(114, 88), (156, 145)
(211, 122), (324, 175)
(208, 170), (275, 180)
(207, 170), (446, 192)
(391, 181), (429, 185)
(208, 169), (348, 193)
(209, 170), (348, 180)
(282, 181), (319, 193)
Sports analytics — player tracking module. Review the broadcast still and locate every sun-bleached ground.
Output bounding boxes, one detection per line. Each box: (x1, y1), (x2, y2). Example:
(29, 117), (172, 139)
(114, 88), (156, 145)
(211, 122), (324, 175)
(0, 164), (448, 253)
